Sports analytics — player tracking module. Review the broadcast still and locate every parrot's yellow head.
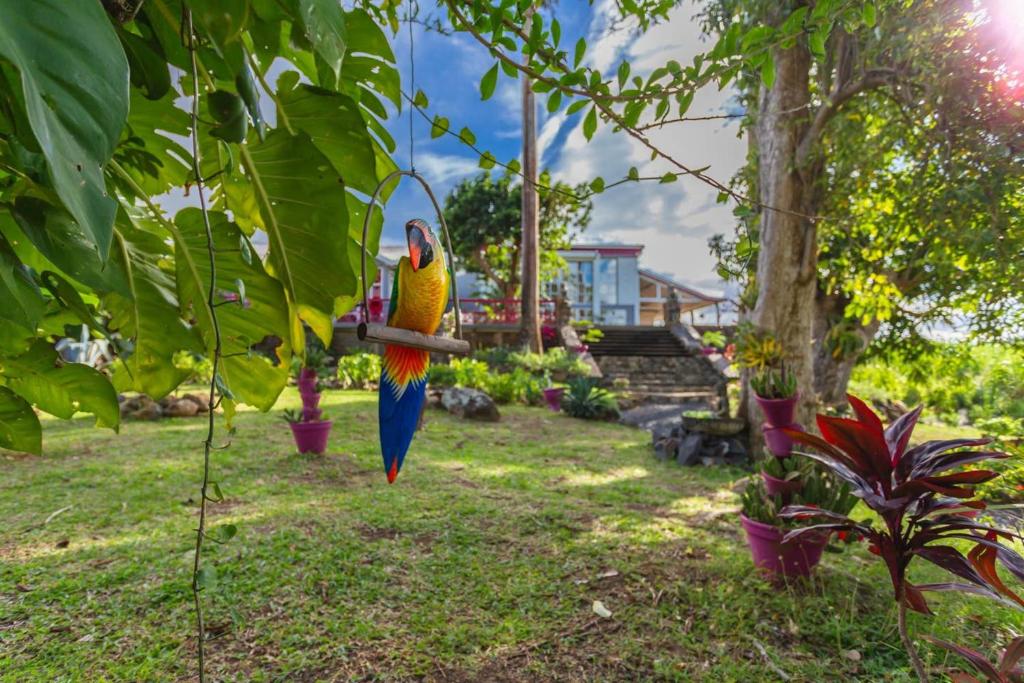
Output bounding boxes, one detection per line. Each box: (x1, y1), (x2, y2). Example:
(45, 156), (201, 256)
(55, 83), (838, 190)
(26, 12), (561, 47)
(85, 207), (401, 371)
(405, 219), (442, 272)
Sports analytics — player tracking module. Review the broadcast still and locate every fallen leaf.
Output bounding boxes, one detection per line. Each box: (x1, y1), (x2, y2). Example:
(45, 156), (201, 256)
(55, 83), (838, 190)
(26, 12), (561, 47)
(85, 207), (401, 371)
(592, 600), (612, 618)
(597, 570), (619, 580)
(55, 538), (69, 549)
(844, 650), (861, 662)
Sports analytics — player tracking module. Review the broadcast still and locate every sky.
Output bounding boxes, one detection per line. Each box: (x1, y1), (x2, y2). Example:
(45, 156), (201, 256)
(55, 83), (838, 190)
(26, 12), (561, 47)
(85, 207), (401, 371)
(380, 0), (747, 297)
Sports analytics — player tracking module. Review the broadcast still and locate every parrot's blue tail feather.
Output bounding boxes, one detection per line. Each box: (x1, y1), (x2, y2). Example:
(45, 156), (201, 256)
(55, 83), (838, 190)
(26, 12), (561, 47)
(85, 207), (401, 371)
(378, 344), (430, 483)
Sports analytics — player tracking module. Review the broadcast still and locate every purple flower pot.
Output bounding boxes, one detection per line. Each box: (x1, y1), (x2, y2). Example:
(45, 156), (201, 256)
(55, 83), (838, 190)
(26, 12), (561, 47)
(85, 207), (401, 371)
(740, 514), (828, 578)
(302, 407), (323, 422)
(300, 390), (321, 411)
(297, 368), (318, 393)
(761, 471), (803, 498)
(755, 394), (799, 428)
(542, 387), (565, 412)
(289, 420), (332, 455)
(762, 422), (803, 457)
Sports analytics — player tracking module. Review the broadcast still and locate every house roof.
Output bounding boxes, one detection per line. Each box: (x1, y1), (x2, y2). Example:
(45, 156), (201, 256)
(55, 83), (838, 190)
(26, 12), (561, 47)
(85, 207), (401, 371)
(638, 268), (726, 303)
(567, 243), (644, 257)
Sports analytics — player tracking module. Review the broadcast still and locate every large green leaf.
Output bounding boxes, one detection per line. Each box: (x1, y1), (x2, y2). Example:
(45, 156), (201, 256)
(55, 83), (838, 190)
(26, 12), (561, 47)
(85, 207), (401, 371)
(9, 198), (131, 296)
(4, 340), (119, 431)
(0, 386), (40, 455)
(276, 72), (378, 196)
(241, 130), (351, 344)
(105, 217), (202, 399)
(0, 0), (129, 259)
(0, 231), (44, 352)
(174, 209), (292, 410)
(113, 89), (192, 197)
(297, 0), (347, 84)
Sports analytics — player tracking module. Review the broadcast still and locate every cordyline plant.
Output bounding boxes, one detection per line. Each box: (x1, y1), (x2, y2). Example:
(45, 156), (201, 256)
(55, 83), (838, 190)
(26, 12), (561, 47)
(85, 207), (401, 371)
(778, 395), (1024, 682)
(925, 635), (1024, 683)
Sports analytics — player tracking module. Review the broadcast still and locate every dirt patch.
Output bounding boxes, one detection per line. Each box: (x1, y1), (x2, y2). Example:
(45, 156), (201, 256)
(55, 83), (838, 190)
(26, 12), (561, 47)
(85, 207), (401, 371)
(355, 523), (401, 542)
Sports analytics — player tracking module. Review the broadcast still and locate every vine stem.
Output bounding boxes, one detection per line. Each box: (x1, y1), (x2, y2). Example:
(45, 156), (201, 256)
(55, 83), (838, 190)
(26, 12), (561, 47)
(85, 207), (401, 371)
(897, 593), (929, 683)
(184, 6), (223, 682)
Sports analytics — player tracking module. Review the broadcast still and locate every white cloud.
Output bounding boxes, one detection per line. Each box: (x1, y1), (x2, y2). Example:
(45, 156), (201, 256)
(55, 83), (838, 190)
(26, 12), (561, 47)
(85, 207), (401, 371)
(548, 0), (746, 292)
(414, 152), (481, 184)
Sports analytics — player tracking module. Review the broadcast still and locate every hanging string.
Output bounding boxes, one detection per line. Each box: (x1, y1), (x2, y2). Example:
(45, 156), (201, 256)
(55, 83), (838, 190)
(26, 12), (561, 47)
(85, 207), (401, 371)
(408, 0), (416, 172)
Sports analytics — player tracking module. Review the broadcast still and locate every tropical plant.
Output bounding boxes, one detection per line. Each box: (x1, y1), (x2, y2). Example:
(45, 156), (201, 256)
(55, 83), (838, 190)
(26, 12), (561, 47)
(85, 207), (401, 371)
(336, 352), (381, 390)
(925, 635), (1024, 683)
(741, 461), (857, 527)
(562, 377), (618, 421)
(779, 396), (1024, 682)
(750, 367), (798, 400)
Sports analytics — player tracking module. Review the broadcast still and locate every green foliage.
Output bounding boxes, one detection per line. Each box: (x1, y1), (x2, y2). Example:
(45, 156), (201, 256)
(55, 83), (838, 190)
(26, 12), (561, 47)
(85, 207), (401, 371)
(442, 172), (591, 298)
(749, 367), (798, 400)
(336, 352), (381, 390)
(849, 343), (1024, 425)
(428, 357), (544, 406)
(470, 346), (590, 380)
(562, 377), (618, 421)
(701, 330), (727, 349)
(0, 0), (400, 452)
(173, 351), (213, 385)
(741, 462), (857, 527)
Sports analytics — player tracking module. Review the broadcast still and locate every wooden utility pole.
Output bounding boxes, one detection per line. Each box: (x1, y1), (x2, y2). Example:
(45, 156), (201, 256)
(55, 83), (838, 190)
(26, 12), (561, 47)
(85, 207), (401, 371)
(519, 8), (542, 352)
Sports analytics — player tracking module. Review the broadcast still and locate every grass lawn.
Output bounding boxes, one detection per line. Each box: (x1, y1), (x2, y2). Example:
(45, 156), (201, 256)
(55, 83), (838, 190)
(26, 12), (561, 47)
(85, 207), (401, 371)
(2, 389), (1021, 682)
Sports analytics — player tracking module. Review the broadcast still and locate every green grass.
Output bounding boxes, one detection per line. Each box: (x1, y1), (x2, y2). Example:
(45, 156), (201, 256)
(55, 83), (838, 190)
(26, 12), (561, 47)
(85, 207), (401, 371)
(1, 389), (1021, 682)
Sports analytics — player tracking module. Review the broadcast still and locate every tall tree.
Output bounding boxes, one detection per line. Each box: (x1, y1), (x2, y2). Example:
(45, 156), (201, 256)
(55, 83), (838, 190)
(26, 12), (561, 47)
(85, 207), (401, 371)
(442, 171), (592, 299)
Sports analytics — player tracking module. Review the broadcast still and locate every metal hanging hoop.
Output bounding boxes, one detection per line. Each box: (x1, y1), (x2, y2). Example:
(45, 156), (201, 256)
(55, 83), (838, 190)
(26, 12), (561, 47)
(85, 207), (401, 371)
(357, 169), (471, 355)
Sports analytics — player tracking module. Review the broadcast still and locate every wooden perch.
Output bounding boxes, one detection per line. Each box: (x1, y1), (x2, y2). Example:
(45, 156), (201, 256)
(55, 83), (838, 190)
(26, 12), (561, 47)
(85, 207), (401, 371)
(358, 323), (471, 355)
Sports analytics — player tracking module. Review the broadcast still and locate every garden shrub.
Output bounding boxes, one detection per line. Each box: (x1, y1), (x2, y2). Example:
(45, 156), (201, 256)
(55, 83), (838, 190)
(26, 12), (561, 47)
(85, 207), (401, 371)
(337, 352), (381, 389)
(562, 377), (619, 420)
(849, 342), (1024, 425)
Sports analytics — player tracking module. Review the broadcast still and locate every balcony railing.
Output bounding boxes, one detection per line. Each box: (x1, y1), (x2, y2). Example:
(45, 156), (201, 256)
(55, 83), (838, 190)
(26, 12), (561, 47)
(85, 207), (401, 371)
(338, 298), (558, 325)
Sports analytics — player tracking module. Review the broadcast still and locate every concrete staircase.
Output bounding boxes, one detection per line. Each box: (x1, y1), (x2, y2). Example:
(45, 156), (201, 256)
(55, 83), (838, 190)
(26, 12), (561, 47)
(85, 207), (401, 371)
(589, 326), (725, 408)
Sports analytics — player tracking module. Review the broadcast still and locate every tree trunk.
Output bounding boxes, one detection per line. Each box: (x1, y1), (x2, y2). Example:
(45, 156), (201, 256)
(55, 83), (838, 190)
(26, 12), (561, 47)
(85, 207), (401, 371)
(519, 67), (542, 352)
(747, 40), (818, 435)
(811, 291), (880, 407)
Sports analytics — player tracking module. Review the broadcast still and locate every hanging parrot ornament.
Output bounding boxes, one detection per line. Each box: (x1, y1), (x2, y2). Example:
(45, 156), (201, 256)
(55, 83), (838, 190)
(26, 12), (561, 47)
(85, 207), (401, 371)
(378, 219), (450, 483)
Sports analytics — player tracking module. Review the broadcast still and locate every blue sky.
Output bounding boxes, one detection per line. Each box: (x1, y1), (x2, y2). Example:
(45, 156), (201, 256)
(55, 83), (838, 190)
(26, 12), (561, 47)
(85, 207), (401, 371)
(380, 0), (747, 296)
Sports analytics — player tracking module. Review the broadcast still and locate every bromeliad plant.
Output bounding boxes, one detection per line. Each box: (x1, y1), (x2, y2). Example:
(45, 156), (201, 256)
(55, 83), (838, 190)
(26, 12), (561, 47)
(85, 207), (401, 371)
(779, 395), (1024, 682)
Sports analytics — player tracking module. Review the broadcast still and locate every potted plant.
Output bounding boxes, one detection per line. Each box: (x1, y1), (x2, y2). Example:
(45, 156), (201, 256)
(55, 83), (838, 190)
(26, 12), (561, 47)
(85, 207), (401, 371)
(541, 372), (564, 412)
(778, 396), (1024, 683)
(760, 454), (803, 498)
(283, 408), (332, 455)
(286, 345), (333, 455)
(735, 324), (801, 455)
(740, 462), (857, 577)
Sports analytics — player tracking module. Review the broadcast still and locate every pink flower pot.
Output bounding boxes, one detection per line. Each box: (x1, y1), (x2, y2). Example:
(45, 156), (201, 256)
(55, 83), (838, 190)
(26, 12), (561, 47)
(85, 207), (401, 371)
(289, 420), (332, 455)
(740, 514), (828, 578)
(300, 391), (321, 409)
(755, 394), (799, 428)
(761, 471), (803, 498)
(302, 406), (323, 422)
(762, 423), (803, 457)
(297, 368), (318, 393)
(542, 387), (565, 412)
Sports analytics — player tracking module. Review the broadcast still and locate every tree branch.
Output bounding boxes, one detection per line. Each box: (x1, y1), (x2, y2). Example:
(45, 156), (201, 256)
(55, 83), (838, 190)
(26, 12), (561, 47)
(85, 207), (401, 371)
(797, 68), (900, 167)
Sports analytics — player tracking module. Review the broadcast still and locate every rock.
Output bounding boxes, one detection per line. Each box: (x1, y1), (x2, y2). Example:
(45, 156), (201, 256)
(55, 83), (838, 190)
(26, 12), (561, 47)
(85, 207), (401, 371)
(130, 398), (162, 421)
(676, 433), (703, 466)
(164, 398), (199, 418)
(426, 388), (445, 409)
(182, 393), (210, 412)
(441, 387), (500, 422)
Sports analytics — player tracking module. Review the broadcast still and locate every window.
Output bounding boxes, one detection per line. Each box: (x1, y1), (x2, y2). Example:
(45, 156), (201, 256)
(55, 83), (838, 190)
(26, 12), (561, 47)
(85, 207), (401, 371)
(566, 260), (593, 306)
(597, 258), (617, 306)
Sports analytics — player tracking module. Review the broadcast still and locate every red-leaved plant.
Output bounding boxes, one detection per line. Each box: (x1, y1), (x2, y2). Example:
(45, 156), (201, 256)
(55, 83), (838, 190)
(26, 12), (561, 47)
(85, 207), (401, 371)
(925, 635), (1024, 682)
(779, 396), (1024, 682)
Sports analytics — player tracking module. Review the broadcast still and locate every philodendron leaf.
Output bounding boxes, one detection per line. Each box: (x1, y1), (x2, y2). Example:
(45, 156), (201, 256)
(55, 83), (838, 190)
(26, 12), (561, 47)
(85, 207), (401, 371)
(116, 24), (171, 100)
(4, 340), (120, 431)
(0, 386), (40, 455)
(208, 90), (249, 144)
(0, 0), (129, 259)
(9, 197), (131, 296)
(0, 232), (44, 352)
(242, 130), (352, 345)
(174, 209), (292, 411)
(105, 216), (203, 400)
(297, 0), (348, 84)
(235, 57), (266, 141)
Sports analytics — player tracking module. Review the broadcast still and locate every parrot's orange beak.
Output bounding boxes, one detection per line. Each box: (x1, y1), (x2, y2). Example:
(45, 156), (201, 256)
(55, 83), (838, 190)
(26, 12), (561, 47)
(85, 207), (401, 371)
(405, 219), (432, 271)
